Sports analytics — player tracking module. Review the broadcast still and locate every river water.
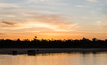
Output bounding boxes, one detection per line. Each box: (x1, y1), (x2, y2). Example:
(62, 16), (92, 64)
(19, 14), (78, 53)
(0, 52), (107, 65)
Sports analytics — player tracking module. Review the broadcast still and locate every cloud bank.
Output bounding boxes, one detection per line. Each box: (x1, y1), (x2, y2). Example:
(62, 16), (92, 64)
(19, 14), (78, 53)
(0, 15), (78, 32)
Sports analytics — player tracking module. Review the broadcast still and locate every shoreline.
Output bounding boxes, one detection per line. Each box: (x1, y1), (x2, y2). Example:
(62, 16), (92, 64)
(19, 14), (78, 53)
(0, 48), (107, 54)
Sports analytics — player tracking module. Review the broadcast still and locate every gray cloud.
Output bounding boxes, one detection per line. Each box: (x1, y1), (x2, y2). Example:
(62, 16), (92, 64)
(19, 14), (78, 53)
(2, 21), (15, 25)
(0, 33), (3, 34)
(0, 33), (6, 35)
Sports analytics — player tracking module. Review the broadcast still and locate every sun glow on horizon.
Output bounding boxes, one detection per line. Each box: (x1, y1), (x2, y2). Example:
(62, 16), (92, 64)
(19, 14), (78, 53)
(0, 0), (107, 40)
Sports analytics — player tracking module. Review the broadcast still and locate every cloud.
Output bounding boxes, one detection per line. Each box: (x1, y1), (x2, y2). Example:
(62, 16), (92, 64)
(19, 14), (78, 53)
(0, 0), (26, 3)
(0, 33), (6, 35)
(82, 17), (89, 18)
(0, 9), (56, 18)
(93, 21), (101, 26)
(2, 21), (15, 25)
(27, 0), (66, 5)
(31, 15), (78, 32)
(33, 15), (71, 26)
(0, 33), (3, 35)
(76, 5), (90, 8)
(86, 0), (98, 2)
(0, 20), (18, 29)
(0, 3), (23, 10)
(17, 22), (77, 32)
(0, 15), (78, 32)
(90, 11), (95, 15)
(96, 8), (102, 10)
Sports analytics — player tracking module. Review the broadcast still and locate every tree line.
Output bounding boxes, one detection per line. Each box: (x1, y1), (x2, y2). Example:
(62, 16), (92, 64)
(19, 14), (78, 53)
(0, 37), (107, 48)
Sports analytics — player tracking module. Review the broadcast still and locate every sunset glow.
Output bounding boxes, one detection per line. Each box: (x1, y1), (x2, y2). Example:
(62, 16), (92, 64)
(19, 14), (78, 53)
(0, 0), (107, 40)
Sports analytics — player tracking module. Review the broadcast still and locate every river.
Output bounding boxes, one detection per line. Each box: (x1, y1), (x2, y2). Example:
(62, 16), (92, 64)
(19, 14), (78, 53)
(0, 52), (107, 65)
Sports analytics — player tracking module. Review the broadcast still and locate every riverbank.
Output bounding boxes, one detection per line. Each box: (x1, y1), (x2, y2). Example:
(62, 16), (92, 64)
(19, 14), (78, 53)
(0, 48), (107, 54)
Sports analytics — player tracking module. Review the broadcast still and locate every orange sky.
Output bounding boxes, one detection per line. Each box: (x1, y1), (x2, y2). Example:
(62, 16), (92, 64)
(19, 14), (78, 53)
(0, 0), (107, 40)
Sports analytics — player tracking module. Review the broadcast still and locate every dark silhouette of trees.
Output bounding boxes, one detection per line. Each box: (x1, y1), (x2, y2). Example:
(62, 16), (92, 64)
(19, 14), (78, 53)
(0, 37), (107, 48)
(92, 38), (97, 41)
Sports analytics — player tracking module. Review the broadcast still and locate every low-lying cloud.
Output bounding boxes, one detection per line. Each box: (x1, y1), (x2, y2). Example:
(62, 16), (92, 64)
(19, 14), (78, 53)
(0, 14), (78, 32)
(0, 33), (6, 35)
(2, 21), (15, 25)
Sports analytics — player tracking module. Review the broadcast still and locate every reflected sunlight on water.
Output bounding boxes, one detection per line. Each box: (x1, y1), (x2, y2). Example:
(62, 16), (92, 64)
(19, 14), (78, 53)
(0, 52), (107, 65)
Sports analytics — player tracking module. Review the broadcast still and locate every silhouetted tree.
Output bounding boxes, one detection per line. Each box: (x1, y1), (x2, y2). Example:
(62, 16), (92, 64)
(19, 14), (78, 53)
(17, 38), (21, 42)
(0, 37), (107, 48)
(92, 38), (97, 41)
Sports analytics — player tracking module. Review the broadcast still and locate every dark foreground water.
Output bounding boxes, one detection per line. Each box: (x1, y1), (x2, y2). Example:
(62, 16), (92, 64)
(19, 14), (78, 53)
(0, 52), (107, 65)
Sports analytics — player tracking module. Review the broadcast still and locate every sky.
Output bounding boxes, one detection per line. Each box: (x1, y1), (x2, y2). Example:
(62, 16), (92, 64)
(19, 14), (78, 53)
(0, 0), (107, 40)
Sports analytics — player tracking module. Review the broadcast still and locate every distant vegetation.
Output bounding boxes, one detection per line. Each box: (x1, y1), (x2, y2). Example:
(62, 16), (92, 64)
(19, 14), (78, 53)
(0, 37), (107, 48)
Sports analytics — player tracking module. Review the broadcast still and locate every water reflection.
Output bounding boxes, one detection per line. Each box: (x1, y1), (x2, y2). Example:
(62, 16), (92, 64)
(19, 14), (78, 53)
(0, 52), (107, 65)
